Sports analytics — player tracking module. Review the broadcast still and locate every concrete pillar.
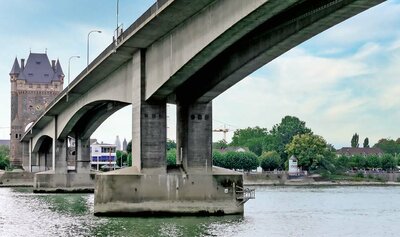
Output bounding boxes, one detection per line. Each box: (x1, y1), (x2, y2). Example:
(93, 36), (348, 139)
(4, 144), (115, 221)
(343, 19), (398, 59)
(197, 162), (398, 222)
(76, 138), (91, 173)
(177, 102), (212, 173)
(132, 50), (167, 173)
(54, 139), (68, 174)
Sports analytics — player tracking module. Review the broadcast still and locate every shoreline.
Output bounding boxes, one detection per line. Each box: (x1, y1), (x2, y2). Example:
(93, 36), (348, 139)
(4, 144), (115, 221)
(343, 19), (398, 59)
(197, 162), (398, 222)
(244, 181), (400, 187)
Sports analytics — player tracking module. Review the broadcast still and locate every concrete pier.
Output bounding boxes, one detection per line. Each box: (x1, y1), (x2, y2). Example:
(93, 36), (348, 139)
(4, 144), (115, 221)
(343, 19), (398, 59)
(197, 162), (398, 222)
(94, 166), (244, 216)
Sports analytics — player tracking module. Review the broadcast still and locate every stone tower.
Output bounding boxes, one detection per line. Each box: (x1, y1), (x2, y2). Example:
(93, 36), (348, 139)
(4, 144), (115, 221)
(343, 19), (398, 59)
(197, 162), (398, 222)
(9, 53), (64, 169)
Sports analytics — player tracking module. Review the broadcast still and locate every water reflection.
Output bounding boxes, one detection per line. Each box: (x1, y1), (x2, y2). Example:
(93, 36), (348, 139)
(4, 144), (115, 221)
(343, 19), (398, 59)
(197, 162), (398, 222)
(90, 216), (244, 237)
(1, 186), (400, 237)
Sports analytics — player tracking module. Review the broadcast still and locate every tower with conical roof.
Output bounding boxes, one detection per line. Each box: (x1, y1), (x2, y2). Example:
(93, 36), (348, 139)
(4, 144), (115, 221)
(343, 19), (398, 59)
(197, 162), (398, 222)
(9, 52), (64, 169)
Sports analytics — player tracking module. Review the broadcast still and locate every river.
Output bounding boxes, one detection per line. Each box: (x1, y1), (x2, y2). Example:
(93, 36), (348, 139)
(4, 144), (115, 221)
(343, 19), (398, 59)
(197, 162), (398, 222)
(0, 186), (399, 237)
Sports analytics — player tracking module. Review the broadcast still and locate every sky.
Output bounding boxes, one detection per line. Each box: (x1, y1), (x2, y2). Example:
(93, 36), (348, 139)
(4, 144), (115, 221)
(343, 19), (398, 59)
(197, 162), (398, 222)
(0, 0), (400, 149)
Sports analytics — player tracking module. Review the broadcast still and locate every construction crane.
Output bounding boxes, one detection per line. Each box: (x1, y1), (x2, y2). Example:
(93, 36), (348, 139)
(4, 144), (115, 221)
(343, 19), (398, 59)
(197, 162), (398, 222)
(213, 127), (230, 142)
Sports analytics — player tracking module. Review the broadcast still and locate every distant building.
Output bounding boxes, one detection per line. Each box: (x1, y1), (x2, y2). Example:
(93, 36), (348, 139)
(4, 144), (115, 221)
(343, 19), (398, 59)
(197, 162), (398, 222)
(122, 138), (128, 152)
(336, 147), (383, 157)
(9, 53), (64, 168)
(115, 136), (121, 151)
(0, 140), (10, 147)
(216, 146), (249, 153)
(288, 155), (299, 173)
(91, 141), (117, 171)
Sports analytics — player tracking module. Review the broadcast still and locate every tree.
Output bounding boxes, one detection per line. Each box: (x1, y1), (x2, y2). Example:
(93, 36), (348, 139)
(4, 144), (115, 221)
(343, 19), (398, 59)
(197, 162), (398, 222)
(349, 155), (366, 169)
(126, 140), (132, 153)
(0, 145), (10, 170)
(213, 140), (228, 150)
(223, 151), (259, 171)
(373, 138), (400, 156)
(381, 154), (397, 171)
(270, 116), (312, 163)
(363, 137), (369, 148)
(212, 150), (225, 167)
(366, 155), (380, 169)
(230, 127), (268, 156)
(167, 148), (176, 166)
(166, 139), (176, 150)
(116, 150), (128, 167)
(285, 134), (333, 171)
(259, 151), (280, 171)
(351, 133), (359, 148)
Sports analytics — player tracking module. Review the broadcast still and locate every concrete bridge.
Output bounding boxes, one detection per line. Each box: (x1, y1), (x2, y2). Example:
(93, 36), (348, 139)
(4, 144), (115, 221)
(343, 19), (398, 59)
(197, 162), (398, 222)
(21, 0), (385, 215)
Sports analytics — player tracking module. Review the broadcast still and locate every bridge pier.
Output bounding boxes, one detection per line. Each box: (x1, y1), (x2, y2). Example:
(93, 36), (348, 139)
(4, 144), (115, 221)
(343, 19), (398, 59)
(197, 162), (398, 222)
(176, 102), (212, 173)
(95, 84), (243, 216)
(33, 138), (95, 193)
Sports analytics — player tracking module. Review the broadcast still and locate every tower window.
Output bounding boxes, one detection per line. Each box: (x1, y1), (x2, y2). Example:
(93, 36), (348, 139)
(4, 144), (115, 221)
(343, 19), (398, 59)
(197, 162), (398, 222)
(44, 74), (49, 77)
(36, 61), (41, 65)
(28, 73), (33, 76)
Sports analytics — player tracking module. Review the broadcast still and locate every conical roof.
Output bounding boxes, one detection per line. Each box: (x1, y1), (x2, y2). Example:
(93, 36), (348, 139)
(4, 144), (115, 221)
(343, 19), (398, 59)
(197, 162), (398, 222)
(53, 59), (64, 81)
(9, 57), (21, 75)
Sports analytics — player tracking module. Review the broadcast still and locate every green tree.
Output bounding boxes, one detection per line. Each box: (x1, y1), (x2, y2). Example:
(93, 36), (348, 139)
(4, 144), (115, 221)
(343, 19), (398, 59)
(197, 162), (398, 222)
(259, 151), (280, 171)
(213, 140), (228, 150)
(116, 150), (128, 167)
(223, 151), (259, 171)
(167, 148), (176, 166)
(166, 139), (176, 150)
(270, 116), (312, 164)
(349, 155), (366, 169)
(366, 155), (380, 169)
(212, 150), (225, 167)
(126, 140), (132, 153)
(363, 137), (369, 148)
(230, 127), (268, 156)
(373, 138), (400, 156)
(285, 134), (333, 171)
(127, 153), (132, 167)
(0, 145), (10, 170)
(381, 154), (396, 171)
(351, 133), (359, 148)
(334, 155), (350, 171)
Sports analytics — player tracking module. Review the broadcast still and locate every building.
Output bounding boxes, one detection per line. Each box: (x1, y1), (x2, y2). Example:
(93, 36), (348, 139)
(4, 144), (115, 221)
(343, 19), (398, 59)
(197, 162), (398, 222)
(122, 138), (128, 151)
(115, 135), (121, 151)
(9, 53), (64, 168)
(91, 141), (117, 171)
(336, 147), (383, 157)
(0, 140), (10, 147)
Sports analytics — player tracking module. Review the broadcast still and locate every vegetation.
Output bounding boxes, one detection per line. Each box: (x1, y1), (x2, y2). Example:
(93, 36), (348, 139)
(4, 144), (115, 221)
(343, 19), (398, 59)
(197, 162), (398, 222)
(212, 150), (259, 171)
(363, 137), (369, 148)
(373, 138), (400, 156)
(167, 148), (177, 166)
(285, 134), (335, 171)
(333, 154), (398, 171)
(259, 151), (280, 171)
(116, 150), (128, 167)
(351, 133), (359, 148)
(0, 145), (10, 170)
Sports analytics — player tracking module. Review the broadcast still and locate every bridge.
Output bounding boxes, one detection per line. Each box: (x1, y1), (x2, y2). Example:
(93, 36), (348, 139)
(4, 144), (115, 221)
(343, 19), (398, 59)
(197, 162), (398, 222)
(20, 0), (385, 215)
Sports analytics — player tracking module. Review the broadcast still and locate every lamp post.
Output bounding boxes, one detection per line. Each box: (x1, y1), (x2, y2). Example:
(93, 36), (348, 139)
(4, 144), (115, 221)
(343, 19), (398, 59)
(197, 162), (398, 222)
(67, 55), (80, 101)
(87, 30), (102, 70)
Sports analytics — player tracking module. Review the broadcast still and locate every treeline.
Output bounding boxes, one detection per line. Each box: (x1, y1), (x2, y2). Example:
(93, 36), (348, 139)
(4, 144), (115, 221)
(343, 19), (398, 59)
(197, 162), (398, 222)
(335, 154), (398, 171)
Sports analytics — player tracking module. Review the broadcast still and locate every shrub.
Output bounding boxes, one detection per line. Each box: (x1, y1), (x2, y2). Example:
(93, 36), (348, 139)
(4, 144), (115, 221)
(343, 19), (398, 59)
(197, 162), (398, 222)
(259, 151), (280, 171)
(167, 148), (176, 166)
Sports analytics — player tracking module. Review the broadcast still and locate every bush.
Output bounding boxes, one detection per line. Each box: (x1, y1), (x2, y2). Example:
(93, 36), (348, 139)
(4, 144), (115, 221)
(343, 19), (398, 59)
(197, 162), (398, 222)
(216, 151), (259, 171)
(167, 148), (177, 166)
(0, 145), (10, 170)
(259, 151), (280, 171)
(212, 151), (225, 167)
(355, 172), (364, 178)
(381, 154), (396, 171)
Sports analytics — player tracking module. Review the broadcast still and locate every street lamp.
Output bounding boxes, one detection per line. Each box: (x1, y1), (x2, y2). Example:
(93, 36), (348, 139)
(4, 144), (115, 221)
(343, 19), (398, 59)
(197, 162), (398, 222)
(67, 55), (80, 102)
(87, 30), (102, 70)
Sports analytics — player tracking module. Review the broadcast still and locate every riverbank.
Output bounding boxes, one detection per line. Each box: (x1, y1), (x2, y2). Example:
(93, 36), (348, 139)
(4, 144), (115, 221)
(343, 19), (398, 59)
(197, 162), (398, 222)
(243, 172), (400, 187)
(244, 180), (400, 186)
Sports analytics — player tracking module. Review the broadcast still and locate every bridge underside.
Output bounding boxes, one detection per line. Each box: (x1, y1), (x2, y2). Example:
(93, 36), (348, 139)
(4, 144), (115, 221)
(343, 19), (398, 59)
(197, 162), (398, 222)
(21, 0), (385, 214)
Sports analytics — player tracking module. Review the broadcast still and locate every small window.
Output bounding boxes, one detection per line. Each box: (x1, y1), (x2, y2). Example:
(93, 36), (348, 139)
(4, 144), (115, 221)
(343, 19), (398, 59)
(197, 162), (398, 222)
(44, 74), (49, 77)
(28, 73), (33, 77)
(36, 61), (41, 65)
(15, 134), (18, 139)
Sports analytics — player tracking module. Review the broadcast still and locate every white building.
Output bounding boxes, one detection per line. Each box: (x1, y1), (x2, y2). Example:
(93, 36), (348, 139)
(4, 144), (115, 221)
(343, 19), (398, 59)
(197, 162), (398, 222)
(91, 141), (117, 171)
(288, 155), (299, 174)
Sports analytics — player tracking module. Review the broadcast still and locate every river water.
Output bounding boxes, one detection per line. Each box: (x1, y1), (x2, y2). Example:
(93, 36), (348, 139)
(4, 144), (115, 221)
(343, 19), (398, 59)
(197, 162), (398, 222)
(0, 186), (399, 237)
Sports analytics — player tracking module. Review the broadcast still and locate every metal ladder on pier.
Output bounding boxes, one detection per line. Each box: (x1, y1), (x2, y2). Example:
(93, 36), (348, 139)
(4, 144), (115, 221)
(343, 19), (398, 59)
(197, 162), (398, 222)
(235, 186), (255, 205)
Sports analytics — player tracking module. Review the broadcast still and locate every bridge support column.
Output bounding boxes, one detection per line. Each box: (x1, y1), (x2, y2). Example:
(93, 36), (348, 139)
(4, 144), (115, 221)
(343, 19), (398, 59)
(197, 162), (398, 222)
(176, 102), (212, 173)
(132, 102), (167, 173)
(76, 138), (91, 173)
(34, 139), (95, 192)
